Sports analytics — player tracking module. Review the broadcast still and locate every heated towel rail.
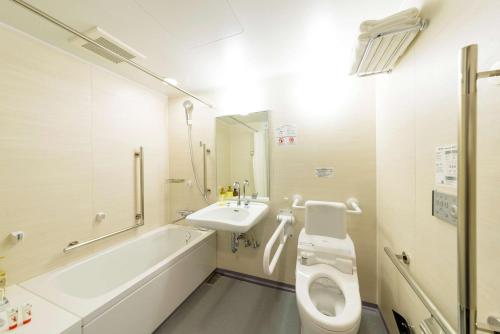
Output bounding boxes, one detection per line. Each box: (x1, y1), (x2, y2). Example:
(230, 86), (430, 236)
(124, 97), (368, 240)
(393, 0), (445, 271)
(63, 147), (145, 253)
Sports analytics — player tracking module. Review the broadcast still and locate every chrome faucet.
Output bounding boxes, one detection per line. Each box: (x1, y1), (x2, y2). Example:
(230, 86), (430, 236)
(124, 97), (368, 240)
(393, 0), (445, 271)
(243, 180), (250, 206)
(233, 181), (241, 206)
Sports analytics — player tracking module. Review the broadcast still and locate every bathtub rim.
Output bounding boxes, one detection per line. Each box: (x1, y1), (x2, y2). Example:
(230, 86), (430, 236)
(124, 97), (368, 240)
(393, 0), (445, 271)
(20, 224), (215, 324)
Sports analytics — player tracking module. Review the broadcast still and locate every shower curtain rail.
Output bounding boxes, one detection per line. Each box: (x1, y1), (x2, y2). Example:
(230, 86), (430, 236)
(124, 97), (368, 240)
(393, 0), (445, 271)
(384, 247), (456, 334)
(63, 147), (145, 253)
(9, 0), (213, 109)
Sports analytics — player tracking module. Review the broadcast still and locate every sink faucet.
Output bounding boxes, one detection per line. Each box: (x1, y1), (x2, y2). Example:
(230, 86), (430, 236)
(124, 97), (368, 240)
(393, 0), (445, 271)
(233, 181), (241, 206)
(243, 180), (250, 206)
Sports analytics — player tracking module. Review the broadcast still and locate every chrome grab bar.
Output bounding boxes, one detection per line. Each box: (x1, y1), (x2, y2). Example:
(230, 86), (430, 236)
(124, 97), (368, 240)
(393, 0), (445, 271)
(63, 147), (145, 253)
(384, 247), (456, 334)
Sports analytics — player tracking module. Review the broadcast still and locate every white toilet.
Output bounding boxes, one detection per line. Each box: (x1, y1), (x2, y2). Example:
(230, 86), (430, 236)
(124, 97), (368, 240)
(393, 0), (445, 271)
(296, 201), (362, 334)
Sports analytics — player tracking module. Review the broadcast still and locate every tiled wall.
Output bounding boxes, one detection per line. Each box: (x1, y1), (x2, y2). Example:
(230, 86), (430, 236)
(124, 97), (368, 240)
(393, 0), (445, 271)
(376, 0), (500, 331)
(168, 73), (379, 303)
(0, 23), (169, 284)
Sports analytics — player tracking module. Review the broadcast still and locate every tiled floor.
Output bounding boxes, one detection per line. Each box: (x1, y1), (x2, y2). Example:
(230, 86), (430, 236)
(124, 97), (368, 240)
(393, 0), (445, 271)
(154, 275), (387, 334)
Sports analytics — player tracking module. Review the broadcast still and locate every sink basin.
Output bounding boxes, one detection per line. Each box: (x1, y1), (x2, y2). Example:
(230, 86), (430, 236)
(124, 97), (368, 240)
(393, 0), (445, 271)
(186, 201), (269, 233)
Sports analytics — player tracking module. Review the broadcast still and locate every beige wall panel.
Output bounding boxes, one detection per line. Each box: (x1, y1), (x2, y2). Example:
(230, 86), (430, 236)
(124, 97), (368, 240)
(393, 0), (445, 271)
(0, 23), (169, 284)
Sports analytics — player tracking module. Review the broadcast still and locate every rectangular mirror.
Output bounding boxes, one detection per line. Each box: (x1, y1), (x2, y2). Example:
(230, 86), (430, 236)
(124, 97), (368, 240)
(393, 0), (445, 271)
(216, 111), (270, 200)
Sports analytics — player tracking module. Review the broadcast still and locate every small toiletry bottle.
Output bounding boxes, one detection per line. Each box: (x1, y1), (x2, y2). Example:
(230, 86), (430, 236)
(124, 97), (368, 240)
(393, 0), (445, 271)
(218, 187), (225, 203)
(22, 303), (32, 324)
(226, 186), (233, 199)
(0, 257), (6, 304)
(7, 308), (18, 330)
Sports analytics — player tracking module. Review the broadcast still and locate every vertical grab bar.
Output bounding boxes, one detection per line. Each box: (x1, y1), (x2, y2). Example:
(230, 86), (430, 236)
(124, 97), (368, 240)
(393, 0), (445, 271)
(135, 146), (145, 223)
(458, 45), (500, 334)
(63, 147), (145, 252)
(458, 44), (478, 334)
(202, 143), (207, 197)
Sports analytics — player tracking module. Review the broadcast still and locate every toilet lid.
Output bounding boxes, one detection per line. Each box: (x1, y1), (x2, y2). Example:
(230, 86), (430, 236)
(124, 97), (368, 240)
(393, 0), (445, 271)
(296, 264), (361, 332)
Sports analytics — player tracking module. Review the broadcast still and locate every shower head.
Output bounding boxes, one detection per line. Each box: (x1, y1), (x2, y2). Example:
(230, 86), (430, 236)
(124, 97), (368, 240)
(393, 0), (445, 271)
(183, 100), (193, 126)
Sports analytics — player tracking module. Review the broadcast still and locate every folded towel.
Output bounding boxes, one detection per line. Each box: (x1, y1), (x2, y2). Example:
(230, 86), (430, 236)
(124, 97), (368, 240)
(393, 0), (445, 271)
(358, 18), (421, 41)
(359, 7), (419, 32)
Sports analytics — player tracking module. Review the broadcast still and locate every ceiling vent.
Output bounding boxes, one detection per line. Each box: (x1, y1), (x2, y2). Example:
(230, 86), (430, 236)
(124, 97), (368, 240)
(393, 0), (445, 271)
(70, 27), (146, 64)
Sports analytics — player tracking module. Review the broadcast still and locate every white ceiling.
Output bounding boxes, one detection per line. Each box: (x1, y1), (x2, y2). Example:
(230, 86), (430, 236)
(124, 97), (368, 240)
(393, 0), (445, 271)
(0, 0), (401, 95)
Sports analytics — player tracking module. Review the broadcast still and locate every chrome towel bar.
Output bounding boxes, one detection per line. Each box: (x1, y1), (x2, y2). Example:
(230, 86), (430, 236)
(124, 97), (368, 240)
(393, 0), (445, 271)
(384, 247), (456, 334)
(63, 147), (145, 253)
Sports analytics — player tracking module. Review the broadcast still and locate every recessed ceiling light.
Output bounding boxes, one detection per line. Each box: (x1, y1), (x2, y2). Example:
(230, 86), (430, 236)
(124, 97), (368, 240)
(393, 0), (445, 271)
(164, 78), (178, 86)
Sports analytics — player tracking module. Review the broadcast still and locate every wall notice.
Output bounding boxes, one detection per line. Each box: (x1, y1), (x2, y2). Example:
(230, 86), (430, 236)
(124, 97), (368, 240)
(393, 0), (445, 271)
(435, 144), (457, 188)
(275, 124), (297, 145)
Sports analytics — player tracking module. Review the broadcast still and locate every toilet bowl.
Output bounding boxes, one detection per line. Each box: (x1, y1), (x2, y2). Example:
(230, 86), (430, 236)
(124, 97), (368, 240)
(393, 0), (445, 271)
(296, 228), (362, 334)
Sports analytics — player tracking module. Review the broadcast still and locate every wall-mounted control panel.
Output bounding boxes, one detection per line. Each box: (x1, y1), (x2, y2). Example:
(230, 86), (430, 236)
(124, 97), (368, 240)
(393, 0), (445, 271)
(432, 190), (457, 225)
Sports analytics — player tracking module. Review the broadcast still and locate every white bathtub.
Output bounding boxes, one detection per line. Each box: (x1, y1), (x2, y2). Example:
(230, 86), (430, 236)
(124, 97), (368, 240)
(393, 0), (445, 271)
(21, 225), (216, 334)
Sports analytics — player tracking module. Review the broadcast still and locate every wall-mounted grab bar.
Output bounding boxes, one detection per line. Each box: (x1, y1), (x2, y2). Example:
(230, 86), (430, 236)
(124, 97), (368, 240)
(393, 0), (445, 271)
(263, 213), (294, 275)
(384, 247), (456, 334)
(63, 147), (145, 253)
(458, 44), (500, 334)
(291, 194), (363, 214)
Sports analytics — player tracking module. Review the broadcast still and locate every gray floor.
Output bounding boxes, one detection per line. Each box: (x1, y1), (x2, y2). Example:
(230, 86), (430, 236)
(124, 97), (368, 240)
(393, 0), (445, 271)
(154, 275), (387, 334)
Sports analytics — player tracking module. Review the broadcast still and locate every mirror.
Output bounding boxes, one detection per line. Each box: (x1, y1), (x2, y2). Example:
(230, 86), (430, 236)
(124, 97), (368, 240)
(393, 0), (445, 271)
(216, 111), (270, 200)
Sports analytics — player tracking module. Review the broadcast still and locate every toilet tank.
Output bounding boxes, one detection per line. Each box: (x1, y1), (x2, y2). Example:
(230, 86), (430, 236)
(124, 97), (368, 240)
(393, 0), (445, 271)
(305, 201), (346, 239)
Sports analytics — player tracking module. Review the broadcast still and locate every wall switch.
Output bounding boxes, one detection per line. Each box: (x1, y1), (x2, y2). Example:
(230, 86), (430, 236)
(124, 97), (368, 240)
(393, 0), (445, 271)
(432, 190), (457, 225)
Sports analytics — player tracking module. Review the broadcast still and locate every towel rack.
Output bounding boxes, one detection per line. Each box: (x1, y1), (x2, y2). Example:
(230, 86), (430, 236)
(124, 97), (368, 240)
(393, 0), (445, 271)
(63, 147), (145, 253)
(355, 20), (427, 77)
(385, 247), (456, 334)
(263, 212), (294, 275)
(291, 194), (363, 214)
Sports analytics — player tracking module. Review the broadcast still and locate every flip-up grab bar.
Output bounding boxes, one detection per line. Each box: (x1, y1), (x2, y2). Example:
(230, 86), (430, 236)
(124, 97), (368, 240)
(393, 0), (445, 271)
(263, 213), (294, 275)
(63, 147), (145, 253)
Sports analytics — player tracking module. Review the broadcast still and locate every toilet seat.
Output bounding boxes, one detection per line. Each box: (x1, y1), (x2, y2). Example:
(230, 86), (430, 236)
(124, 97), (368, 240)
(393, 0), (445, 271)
(296, 263), (361, 333)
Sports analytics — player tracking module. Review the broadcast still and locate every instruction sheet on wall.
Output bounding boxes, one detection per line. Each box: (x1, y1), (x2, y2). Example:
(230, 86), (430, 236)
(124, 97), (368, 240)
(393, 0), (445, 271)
(275, 124), (297, 145)
(435, 144), (457, 188)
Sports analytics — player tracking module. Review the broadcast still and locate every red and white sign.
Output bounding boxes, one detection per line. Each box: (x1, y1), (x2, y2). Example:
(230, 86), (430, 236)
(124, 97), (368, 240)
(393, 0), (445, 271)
(275, 124), (297, 146)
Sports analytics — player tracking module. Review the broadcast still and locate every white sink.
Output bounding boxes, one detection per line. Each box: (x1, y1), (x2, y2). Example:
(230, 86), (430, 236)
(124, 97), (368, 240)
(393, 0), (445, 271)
(186, 201), (269, 233)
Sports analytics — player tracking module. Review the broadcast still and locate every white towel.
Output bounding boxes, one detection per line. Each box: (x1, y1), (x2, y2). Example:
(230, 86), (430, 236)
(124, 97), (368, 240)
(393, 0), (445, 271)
(359, 7), (419, 32)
